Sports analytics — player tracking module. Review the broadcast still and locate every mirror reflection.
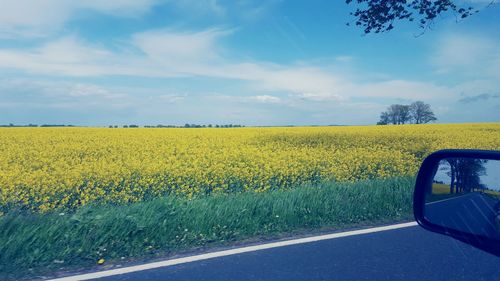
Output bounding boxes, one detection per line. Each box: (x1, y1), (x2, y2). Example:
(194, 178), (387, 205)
(425, 158), (500, 240)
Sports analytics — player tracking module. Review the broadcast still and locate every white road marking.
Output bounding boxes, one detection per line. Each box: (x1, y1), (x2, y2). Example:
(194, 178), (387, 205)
(49, 221), (418, 281)
(426, 193), (472, 205)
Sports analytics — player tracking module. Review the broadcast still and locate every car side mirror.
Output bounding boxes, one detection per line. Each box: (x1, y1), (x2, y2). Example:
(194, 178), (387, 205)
(413, 149), (500, 257)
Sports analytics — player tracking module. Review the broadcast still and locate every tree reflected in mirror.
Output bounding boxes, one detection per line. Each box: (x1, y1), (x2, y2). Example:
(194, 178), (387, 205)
(425, 158), (500, 240)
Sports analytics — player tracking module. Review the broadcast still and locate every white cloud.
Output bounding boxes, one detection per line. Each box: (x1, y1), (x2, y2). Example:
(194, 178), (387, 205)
(171, 0), (227, 17)
(69, 84), (108, 97)
(0, 79), (126, 101)
(349, 80), (456, 100)
(68, 84), (126, 100)
(0, 30), (349, 100)
(0, 0), (68, 37)
(251, 95), (282, 103)
(431, 33), (500, 78)
(78, 0), (159, 15)
(169, 0), (281, 21)
(0, 27), (463, 105)
(0, 78), (191, 114)
(256, 67), (343, 96)
(0, 80), (99, 111)
(297, 92), (344, 102)
(0, 0), (281, 38)
(0, 0), (159, 37)
(0, 36), (184, 77)
(132, 28), (229, 61)
(38, 37), (111, 63)
(156, 94), (186, 103)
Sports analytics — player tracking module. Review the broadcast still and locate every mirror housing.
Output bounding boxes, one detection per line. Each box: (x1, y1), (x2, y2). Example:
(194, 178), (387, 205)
(414, 149), (500, 257)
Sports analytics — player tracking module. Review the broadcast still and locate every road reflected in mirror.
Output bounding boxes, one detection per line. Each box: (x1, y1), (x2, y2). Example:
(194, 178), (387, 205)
(425, 158), (500, 240)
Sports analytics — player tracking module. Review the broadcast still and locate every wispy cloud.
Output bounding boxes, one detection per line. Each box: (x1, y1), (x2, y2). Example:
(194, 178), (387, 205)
(431, 33), (500, 78)
(132, 28), (230, 62)
(0, 79), (128, 106)
(458, 93), (500, 103)
(0, 0), (160, 38)
(250, 95), (282, 103)
(170, 0), (282, 21)
(0, 0), (282, 38)
(0, 27), (462, 105)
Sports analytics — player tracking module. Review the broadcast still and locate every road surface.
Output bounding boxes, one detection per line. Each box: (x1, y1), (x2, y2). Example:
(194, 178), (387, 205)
(52, 223), (500, 281)
(426, 192), (500, 239)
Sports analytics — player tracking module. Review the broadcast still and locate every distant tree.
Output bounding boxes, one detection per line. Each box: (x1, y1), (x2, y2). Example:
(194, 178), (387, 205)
(378, 102), (437, 125)
(409, 101), (437, 124)
(377, 111), (390, 125)
(388, 105), (400, 124)
(123, 125), (128, 128)
(345, 0), (480, 34)
(379, 104), (411, 125)
(397, 105), (411, 124)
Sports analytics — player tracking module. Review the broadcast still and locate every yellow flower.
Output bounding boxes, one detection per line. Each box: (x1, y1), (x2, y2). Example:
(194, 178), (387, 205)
(0, 124), (499, 213)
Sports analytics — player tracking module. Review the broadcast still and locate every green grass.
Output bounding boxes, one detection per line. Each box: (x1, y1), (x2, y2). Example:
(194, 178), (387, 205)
(0, 177), (415, 280)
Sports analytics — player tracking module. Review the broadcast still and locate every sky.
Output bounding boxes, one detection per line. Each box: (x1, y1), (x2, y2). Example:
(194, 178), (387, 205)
(0, 0), (499, 126)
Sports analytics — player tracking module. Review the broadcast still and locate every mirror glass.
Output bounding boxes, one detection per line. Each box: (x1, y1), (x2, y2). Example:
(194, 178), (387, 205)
(425, 158), (500, 240)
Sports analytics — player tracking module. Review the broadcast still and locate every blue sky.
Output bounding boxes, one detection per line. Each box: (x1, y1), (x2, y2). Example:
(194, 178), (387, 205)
(0, 0), (499, 126)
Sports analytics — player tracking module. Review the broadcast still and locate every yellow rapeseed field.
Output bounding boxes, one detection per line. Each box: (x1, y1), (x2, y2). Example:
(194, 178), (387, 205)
(1, 123), (499, 213)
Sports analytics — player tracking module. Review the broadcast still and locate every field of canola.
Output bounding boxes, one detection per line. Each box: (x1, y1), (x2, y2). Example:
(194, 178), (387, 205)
(1, 123), (499, 213)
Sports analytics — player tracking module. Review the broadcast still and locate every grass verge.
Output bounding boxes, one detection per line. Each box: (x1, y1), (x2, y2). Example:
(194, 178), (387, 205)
(0, 177), (414, 280)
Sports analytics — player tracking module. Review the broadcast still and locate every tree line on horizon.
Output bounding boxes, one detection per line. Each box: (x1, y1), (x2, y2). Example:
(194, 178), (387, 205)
(114, 124), (245, 128)
(0, 124), (74, 127)
(377, 101), (437, 125)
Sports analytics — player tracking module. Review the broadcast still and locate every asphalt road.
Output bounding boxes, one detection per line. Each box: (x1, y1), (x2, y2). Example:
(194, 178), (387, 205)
(90, 224), (500, 281)
(426, 192), (500, 239)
